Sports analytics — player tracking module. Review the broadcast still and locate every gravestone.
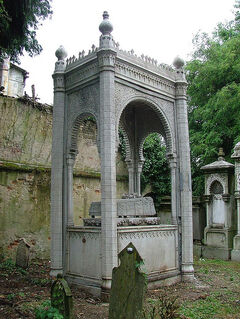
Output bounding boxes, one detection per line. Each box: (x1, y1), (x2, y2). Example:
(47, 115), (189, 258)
(109, 243), (146, 319)
(51, 274), (73, 319)
(16, 238), (30, 269)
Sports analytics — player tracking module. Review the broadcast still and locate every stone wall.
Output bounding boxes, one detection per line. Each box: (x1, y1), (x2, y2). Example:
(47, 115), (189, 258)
(0, 96), (128, 259)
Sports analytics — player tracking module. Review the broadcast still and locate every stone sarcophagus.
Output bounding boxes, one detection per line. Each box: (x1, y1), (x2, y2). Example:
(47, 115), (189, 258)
(85, 196), (160, 226)
(89, 197), (156, 217)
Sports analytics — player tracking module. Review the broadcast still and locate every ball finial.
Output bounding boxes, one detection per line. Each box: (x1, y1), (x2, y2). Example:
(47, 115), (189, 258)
(55, 45), (67, 61)
(173, 56), (185, 69)
(99, 11), (113, 35)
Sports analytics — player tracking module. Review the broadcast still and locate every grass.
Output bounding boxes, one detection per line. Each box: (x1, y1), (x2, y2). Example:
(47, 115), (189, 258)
(1, 257), (240, 318)
(178, 258), (240, 319)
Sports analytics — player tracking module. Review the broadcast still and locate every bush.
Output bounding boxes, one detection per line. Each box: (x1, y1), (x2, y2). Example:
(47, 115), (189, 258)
(141, 296), (181, 319)
(35, 300), (63, 319)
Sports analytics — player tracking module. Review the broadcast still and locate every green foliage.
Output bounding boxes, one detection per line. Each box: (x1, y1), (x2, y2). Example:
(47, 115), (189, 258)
(0, 258), (28, 275)
(141, 133), (170, 207)
(31, 277), (51, 287)
(51, 281), (65, 315)
(0, 0), (52, 62)
(180, 293), (239, 319)
(186, 0), (240, 195)
(7, 293), (15, 301)
(118, 129), (126, 160)
(141, 296), (180, 319)
(35, 300), (63, 319)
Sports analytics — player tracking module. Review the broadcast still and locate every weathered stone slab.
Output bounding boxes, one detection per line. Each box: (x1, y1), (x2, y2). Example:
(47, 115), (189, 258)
(108, 242), (146, 319)
(89, 197), (156, 217)
(16, 238), (30, 269)
(51, 274), (73, 319)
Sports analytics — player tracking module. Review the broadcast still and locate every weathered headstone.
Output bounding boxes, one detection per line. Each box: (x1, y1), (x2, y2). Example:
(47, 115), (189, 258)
(109, 242), (146, 319)
(51, 274), (73, 319)
(15, 238), (30, 269)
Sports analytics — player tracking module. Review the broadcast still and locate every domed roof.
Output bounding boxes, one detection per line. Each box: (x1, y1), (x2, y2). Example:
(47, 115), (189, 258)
(99, 11), (113, 36)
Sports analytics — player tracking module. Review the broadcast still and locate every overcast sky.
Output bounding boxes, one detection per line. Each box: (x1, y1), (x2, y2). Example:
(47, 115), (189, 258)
(19, 0), (236, 104)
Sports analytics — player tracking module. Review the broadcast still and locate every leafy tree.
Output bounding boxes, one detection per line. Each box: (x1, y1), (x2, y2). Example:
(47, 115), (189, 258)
(186, 0), (240, 195)
(141, 133), (171, 208)
(0, 0), (52, 62)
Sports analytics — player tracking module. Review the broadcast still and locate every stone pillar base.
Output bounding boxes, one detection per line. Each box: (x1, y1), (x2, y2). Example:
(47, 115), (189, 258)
(201, 246), (231, 260)
(101, 277), (112, 301)
(181, 263), (194, 282)
(231, 250), (240, 261)
(231, 235), (240, 261)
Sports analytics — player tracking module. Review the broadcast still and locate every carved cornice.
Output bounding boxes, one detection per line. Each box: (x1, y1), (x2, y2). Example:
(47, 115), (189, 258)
(115, 59), (175, 96)
(65, 62), (99, 90)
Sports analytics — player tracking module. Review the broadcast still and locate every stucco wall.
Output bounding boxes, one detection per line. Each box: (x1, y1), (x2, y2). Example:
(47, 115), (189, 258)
(0, 96), (128, 259)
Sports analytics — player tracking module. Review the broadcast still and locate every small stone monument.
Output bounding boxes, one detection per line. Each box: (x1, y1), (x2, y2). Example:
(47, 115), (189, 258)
(16, 238), (30, 269)
(201, 148), (235, 260)
(51, 274), (73, 319)
(109, 242), (146, 319)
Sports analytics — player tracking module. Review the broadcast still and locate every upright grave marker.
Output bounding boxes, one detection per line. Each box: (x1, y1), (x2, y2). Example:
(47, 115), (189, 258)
(109, 242), (146, 319)
(51, 274), (73, 319)
(16, 238), (30, 269)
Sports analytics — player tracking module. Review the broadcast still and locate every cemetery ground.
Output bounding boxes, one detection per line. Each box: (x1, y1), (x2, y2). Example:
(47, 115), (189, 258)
(1, 258), (240, 319)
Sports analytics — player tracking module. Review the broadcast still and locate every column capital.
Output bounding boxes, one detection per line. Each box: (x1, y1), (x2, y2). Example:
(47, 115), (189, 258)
(175, 80), (187, 99)
(66, 155), (75, 166)
(97, 48), (116, 71)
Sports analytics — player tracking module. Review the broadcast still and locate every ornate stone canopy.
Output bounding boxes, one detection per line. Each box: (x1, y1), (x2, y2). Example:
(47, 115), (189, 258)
(50, 11), (194, 295)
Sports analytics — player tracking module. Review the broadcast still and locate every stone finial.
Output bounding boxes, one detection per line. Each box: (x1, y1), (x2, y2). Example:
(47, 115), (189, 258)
(173, 55), (184, 69)
(99, 11), (113, 35)
(55, 45), (68, 61)
(218, 147), (225, 161)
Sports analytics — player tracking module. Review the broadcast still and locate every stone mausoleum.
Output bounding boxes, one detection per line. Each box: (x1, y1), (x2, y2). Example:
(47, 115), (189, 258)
(51, 12), (194, 297)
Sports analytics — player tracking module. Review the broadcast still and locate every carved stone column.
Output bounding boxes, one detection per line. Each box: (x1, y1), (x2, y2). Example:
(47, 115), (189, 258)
(136, 161), (144, 197)
(66, 155), (75, 227)
(98, 12), (118, 296)
(126, 160), (134, 194)
(50, 46), (67, 276)
(174, 58), (194, 281)
(203, 195), (211, 228)
(168, 154), (177, 225)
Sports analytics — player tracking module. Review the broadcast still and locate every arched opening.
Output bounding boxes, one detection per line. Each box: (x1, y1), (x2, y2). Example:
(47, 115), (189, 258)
(118, 99), (173, 196)
(67, 114), (100, 226)
(141, 132), (171, 223)
(118, 100), (176, 224)
(209, 180), (225, 226)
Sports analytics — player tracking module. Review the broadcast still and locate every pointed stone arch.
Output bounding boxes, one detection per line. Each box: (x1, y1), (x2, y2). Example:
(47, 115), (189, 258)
(68, 112), (99, 158)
